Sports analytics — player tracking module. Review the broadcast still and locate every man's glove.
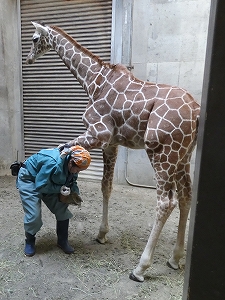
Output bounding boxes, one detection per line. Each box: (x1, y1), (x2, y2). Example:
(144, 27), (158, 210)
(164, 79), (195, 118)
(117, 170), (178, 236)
(58, 143), (72, 158)
(59, 192), (83, 207)
(58, 143), (70, 152)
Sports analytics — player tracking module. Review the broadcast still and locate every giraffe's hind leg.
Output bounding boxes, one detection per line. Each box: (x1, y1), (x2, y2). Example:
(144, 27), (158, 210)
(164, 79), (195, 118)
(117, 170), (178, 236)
(130, 160), (178, 282)
(167, 160), (192, 270)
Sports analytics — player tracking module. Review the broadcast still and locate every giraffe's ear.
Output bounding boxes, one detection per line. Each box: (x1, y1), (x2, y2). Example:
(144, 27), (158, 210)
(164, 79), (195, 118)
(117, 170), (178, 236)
(31, 21), (48, 36)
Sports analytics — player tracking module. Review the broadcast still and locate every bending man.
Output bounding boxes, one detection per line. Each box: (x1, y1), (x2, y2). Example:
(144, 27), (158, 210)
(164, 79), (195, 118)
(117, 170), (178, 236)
(16, 145), (91, 257)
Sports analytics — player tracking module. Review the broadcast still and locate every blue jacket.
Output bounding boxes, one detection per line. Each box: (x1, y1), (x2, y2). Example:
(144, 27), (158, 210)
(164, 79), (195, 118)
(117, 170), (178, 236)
(24, 148), (79, 194)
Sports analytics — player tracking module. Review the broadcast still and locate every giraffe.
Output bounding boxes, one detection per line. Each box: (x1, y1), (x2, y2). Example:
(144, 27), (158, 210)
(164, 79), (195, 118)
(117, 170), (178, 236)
(25, 21), (200, 282)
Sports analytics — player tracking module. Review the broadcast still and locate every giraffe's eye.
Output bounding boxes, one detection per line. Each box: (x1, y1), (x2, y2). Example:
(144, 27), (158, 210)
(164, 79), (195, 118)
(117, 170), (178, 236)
(33, 37), (39, 43)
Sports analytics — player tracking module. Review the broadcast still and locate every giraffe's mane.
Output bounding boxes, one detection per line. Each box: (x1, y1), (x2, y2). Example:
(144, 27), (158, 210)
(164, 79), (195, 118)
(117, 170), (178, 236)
(50, 25), (115, 69)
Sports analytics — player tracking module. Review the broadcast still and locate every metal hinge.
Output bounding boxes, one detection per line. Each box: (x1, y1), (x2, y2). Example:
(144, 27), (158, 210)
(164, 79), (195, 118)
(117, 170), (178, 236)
(126, 65), (134, 71)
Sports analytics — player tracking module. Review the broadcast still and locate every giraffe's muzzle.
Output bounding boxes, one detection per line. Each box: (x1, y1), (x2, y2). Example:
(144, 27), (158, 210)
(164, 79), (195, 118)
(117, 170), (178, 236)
(26, 57), (34, 64)
(26, 52), (35, 64)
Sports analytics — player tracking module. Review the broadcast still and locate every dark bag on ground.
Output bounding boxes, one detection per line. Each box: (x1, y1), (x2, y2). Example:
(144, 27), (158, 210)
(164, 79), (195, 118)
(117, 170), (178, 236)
(10, 161), (23, 176)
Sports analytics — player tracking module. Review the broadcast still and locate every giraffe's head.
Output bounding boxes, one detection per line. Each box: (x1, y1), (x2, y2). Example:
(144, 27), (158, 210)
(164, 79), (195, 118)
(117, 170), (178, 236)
(26, 21), (52, 64)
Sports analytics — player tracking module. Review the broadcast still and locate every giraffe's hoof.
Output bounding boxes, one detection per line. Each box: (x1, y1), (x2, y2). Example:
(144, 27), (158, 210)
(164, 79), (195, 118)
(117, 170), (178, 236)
(129, 272), (144, 282)
(167, 260), (179, 270)
(96, 236), (107, 244)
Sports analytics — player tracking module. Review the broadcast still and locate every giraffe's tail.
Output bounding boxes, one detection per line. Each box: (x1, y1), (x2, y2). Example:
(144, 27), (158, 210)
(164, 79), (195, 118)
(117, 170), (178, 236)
(193, 114), (200, 149)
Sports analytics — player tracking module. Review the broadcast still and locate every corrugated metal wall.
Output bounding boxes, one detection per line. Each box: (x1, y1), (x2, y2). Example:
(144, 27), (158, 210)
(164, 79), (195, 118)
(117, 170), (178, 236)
(20, 0), (112, 180)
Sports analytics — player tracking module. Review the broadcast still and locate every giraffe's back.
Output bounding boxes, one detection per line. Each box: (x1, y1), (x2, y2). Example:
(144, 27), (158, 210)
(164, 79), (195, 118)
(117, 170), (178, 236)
(107, 74), (200, 150)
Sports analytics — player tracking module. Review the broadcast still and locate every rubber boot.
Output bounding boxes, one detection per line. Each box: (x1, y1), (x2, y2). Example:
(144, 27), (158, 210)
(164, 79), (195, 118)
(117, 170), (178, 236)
(25, 232), (36, 257)
(56, 219), (74, 254)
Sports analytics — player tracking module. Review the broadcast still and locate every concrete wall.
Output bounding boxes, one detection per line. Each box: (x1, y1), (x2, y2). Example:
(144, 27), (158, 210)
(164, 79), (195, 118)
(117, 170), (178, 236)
(0, 0), (23, 176)
(132, 0), (210, 103)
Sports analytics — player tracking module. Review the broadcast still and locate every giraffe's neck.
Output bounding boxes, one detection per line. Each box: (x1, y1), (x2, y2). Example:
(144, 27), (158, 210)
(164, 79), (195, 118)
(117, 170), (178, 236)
(49, 26), (108, 94)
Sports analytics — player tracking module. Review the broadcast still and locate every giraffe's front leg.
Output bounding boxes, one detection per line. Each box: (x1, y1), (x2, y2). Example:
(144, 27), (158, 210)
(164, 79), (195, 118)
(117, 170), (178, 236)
(64, 131), (117, 244)
(96, 146), (118, 244)
(96, 194), (110, 244)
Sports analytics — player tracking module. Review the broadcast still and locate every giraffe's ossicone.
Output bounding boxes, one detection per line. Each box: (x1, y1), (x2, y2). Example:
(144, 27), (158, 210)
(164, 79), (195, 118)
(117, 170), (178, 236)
(26, 21), (200, 283)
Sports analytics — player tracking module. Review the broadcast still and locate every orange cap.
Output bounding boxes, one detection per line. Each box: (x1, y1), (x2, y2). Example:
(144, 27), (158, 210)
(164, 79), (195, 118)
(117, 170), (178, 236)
(70, 145), (91, 170)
